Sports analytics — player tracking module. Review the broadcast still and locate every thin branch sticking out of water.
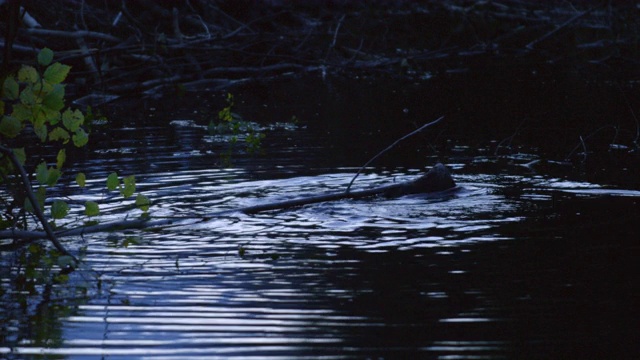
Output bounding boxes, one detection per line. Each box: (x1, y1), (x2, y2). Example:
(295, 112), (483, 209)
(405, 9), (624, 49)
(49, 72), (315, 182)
(564, 124), (620, 162)
(616, 81), (640, 146)
(345, 116), (444, 194)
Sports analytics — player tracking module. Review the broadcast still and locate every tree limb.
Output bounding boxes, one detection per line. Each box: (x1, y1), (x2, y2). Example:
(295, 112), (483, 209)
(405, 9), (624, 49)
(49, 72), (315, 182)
(22, 28), (121, 42)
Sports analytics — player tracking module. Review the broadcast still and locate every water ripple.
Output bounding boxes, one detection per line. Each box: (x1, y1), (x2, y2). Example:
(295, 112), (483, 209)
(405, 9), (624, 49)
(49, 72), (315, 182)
(3, 155), (636, 358)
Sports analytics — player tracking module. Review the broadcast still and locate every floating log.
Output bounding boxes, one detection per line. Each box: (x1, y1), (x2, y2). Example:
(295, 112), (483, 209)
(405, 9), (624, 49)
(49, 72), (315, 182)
(237, 163), (457, 214)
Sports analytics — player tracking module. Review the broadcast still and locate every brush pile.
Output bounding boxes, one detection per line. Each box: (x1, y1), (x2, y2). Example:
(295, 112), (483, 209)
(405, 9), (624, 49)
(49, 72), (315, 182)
(2, 0), (638, 100)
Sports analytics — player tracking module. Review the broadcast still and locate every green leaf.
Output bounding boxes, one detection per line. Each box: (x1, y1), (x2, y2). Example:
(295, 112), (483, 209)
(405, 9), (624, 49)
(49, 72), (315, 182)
(218, 107), (232, 122)
(122, 175), (136, 198)
(62, 108), (84, 131)
(49, 127), (70, 142)
(32, 105), (47, 127)
(48, 109), (61, 125)
(42, 84), (65, 112)
(106, 172), (119, 191)
(11, 103), (32, 122)
(51, 200), (69, 219)
(38, 48), (54, 67)
(25, 186), (46, 213)
(18, 66), (39, 83)
(3, 76), (19, 100)
(135, 193), (150, 212)
(85, 201), (99, 217)
(36, 162), (49, 184)
(47, 167), (61, 186)
(12, 148), (26, 166)
(56, 149), (66, 169)
(43, 63), (71, 85)
(72, 128), (89, 147)
(19, 87), (37, 106)
(34, 122), (48, 142)
(42, 107), (61, 125)
(76, 172), (86, 187)
(31, 80), (52, 94)
(0, 116), (22, 137)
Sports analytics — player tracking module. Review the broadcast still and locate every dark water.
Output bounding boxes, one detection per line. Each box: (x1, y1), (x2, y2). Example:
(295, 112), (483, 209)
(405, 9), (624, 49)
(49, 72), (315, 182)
(2, 73), (639, 359)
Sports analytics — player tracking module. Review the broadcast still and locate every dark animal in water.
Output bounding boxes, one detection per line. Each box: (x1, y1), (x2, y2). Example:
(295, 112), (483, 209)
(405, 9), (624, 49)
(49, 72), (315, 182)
(239, 163), (457, 214)
(380, 163), (456, 197)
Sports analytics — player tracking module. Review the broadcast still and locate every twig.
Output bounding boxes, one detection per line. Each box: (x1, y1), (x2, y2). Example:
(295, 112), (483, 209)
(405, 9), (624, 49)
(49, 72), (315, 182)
(579, 135), (588, 162)
(564, 125), (618, 162)
(615, 81), (640, 145)
(0, 145), (78, 264)
(76, 36), (99, 78)
(323, 14), (346, 63)
(221, 10), (289, 40)
(345, 39), (365, 64)
(23, 28), (121, 42)
(526, 5), (600, 50)
(331, 14), (346, 48)
(172, 7), (183, 44)
(495, 118), (526, 156)
(345, 116), (445, 194)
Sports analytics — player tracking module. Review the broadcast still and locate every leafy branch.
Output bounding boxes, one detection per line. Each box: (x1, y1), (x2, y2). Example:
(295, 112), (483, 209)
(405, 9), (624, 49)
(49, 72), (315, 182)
(1, 48), (149, 264)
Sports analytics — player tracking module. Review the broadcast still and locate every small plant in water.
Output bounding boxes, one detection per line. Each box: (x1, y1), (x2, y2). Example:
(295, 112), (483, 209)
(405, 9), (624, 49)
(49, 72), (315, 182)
(208, 93), (266, 162)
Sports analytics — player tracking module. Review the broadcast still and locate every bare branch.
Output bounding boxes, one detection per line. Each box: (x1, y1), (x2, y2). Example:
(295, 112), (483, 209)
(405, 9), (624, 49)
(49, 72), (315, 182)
(346, 116), (445, 194)
(23, 28), (121, 42)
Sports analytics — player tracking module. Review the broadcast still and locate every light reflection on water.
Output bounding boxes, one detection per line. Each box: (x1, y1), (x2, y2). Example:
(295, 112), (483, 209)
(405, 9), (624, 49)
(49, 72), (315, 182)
(45, 168), (521, 358)
(2, 133), (638, 359)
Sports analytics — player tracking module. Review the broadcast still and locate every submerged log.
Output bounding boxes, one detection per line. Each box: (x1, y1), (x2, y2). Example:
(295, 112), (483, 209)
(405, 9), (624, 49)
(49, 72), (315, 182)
(237, 163), (457, 214)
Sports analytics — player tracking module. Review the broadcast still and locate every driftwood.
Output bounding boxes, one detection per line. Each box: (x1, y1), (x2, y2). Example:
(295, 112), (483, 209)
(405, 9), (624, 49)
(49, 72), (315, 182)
(0, 164), (457, 242)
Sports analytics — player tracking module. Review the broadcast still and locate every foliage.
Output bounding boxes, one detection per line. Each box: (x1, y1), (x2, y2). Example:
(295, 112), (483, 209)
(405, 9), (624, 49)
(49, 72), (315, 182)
(208, 93), (266, 162)
(0, 48), (150, 232)
(0, 49), (153, 322)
